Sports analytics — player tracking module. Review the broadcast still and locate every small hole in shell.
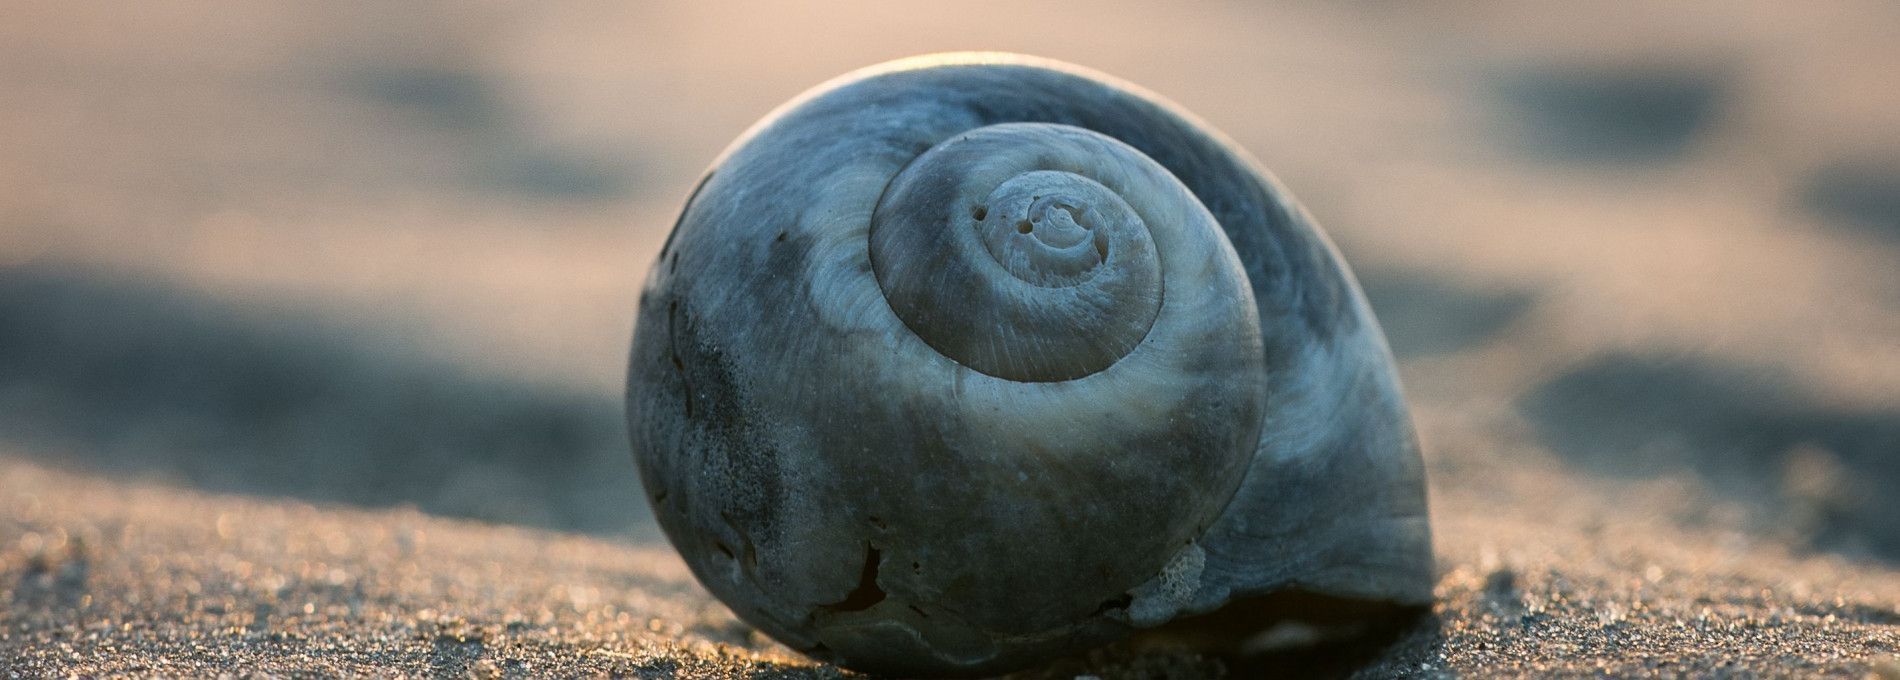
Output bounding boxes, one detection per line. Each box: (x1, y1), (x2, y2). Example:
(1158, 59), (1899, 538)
(1017, 220), (1033, 234)
(971, 205), (987, 221)
(1091, 593), (1134, 616)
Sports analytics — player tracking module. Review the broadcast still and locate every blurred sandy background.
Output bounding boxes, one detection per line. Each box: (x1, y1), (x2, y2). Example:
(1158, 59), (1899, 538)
(2, 2), (1899, 676)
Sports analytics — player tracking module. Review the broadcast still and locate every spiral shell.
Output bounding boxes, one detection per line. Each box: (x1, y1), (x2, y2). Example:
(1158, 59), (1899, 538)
(627, 53), (1432, 676)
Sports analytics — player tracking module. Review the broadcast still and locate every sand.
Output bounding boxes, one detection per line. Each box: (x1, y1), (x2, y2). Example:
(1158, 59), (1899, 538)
(3, 1), (1899, 677)
(3, 444), (1897, 677)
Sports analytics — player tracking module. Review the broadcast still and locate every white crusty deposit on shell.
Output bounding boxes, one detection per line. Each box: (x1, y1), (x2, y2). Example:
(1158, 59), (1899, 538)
(625, 53), (1433, 677)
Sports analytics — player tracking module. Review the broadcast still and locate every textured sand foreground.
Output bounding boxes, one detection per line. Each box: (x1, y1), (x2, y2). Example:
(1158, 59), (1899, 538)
(4, 446), (1896, 678)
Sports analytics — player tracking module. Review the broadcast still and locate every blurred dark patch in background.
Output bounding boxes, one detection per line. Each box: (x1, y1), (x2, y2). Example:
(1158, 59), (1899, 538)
(1493, 63), (1728, 164)
(345, 64), (640, 200)
(352, 66), (506, 131)
(1522, 353), (1900, 563)
(0, 262), (641, 535)
(1357, 271), (1535, 358)
(1803, 157), (1900, 241)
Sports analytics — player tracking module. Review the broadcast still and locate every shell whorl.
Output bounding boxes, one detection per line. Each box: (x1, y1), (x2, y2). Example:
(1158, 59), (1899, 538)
(871, 124), (1170, 382)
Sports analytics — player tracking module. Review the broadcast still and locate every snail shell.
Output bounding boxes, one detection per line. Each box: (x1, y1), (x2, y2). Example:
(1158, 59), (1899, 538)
(626, 53), (1432, 676)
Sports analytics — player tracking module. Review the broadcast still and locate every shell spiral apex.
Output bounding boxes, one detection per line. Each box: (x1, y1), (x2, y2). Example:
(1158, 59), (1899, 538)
(627, 53), (1433, 676)
(872, 123), (1184, 382)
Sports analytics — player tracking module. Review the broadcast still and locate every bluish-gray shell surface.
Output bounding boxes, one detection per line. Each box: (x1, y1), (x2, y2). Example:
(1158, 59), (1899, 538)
(626, 53), (1432, 677)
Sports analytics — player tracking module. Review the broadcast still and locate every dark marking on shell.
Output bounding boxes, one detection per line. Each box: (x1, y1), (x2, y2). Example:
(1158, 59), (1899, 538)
(661, 171), (715, 260)
(819, 545), (887, 613)
(667, 297), (785, 579)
